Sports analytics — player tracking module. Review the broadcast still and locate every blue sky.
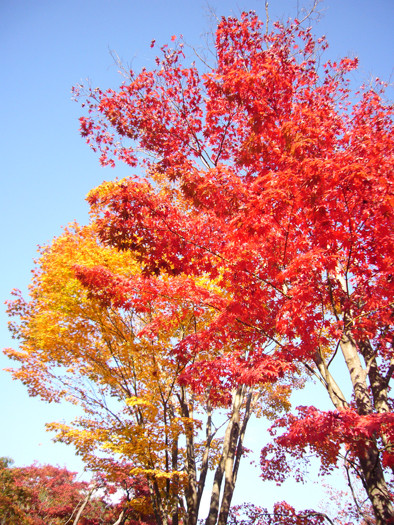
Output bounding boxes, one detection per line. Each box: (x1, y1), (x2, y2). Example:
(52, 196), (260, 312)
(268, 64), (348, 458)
(1, 0), (393, 515)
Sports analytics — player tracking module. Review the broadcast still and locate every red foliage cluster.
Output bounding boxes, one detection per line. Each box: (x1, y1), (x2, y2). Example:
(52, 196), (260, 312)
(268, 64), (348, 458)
(0, 458), (156, 525)
(1, 9), (384, 524)
(228, 501), (327, 524)
(73, 11), (393, 522)
(261, 407), (394, 484)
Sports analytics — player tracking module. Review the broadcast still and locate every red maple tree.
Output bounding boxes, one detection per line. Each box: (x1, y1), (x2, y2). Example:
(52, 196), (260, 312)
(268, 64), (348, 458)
(73, 11), (393, 523)
(0, 457), (156, 524)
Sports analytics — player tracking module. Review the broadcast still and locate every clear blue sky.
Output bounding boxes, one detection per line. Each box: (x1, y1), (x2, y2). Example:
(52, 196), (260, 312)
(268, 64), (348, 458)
(1, 0), (393, 515)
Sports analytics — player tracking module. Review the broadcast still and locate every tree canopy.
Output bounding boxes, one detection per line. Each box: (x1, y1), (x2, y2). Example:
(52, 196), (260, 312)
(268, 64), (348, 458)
(6, 9), (393, 525)
(6, 222), (294, 524)
(0, 457), (153, 525)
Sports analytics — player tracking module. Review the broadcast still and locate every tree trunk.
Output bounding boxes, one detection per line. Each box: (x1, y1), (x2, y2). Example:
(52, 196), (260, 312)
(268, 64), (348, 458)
(179, 387), (199, 525)
(358, 444), (394, 525)
(313, 349), (348, 409)
(171, 435), (180, 525)
(148, 478), (168, 525)
(359, 339), (394, 473)
(340, 331), (394, 524)
(216, 418), (240, 525)
(197, 396), (214, 510)
(112, 509), (125, 525)
(205, 385), (245, 525)
(217, 390), (254, 525)
(72, 486), (95, 525)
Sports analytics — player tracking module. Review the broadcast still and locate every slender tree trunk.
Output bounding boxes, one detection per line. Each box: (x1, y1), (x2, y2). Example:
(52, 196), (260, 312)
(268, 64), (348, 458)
(179, 387), (199, 525)
(357, 445), (393, 525)
(73, 486), (95, 525)
(359, 339), (394, 472)
(313, 350), (348, 409)
(340, 331), (394, 524)
(217, 390), (254, 525)
(197, 396), (214, 510)
(216, 416), (240, 525)
(171, 435), (180, 525)
(205, 385), (245, 525)
(112, 509), (125, 525)
(340, 332), (372, 415)
(148, 478), (168, 525)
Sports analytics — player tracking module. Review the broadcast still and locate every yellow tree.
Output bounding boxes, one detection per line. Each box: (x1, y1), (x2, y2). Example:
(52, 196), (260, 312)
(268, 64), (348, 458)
(6, 222), (296, 525)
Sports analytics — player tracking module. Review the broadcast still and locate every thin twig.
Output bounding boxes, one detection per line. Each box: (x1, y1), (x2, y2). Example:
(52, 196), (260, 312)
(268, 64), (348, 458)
(297, 0), (320, 26)
(264, 1), (270, 36)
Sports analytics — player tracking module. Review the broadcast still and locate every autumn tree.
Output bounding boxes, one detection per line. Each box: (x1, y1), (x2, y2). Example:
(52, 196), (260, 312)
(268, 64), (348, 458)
(68, 10), (394, 524)
(6, 223), (294, 524)
(0, 457), (142, 525)
(0, 457), (33, 525)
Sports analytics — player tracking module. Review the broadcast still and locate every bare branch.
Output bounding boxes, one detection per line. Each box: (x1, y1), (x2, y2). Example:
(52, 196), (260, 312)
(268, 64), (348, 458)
(296, 0), (322, 27)
(265, 1), (270, 36)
